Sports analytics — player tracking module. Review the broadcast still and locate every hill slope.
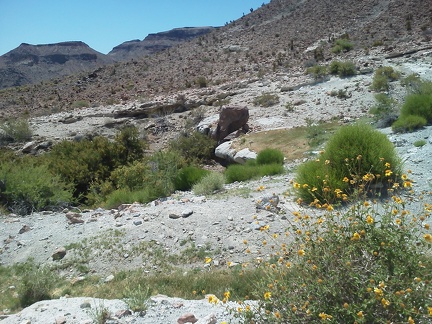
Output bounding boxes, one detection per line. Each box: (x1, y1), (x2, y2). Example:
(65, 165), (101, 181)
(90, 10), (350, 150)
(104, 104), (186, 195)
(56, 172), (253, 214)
(0, 0), (431, 118)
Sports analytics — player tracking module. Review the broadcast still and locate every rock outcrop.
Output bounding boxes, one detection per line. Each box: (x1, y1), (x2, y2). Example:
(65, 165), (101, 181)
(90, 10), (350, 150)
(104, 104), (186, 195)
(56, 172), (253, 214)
(212, 106), (249, 142)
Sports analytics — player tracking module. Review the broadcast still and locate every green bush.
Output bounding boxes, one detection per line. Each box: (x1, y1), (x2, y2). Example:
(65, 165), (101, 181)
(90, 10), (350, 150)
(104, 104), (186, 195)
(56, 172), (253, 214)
(331, 38), (353, 53)
(0, 118), (32, 143)
(295, 123), (401, 204)
(225, 160), (284, 183)
(192, 172), (225, 196)
(328, 61), (356, 77)
(169, 132), (216, 164)
(256, 148), (284, 165)
(369, 93), (396, 121)
(253, 93), (280, 107)
(0, 158), (73, 215)
(392, 115), (427, 133)
(174, 166), (210, 191)
(46, 126), (145, 201)
(370, 66), (400, 92)
(400, 94), (432, 122)
(306, 65), (328, 80)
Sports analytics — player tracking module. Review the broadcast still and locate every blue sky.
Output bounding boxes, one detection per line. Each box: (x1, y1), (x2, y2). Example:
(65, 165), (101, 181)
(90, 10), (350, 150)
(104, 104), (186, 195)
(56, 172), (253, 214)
(0, 0), (270, 56)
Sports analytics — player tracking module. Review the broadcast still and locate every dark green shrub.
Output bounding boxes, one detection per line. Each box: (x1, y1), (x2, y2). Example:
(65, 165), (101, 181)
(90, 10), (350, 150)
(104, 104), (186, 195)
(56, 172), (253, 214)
(46, 126), (145, 200)
(328, 61), (356, 77)
(174, 166), (210, 191)
(0, 158), (73, 215)
(225, 160), (284, 183)
(399, 94), (432, 122)
(295, 123), (401, 204)
(392, 115), (427, 133)
(256, 148), (284, 165)
(305, 65), (328, 80)
(169, 132), (216, 164)
(225, 163), (257, 183)
(253, 93), (280, 107)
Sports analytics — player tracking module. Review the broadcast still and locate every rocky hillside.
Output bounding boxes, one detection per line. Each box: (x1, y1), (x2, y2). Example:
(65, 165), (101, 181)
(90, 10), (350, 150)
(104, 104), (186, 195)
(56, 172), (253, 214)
(0, 42), (114, 89)
(108, 27), (217, 61)
(0, 0), (431, 118)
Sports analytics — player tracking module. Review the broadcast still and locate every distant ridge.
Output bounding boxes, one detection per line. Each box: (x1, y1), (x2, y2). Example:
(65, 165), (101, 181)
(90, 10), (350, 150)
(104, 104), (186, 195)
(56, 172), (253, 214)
(108, 27), (217, 61)
(0, 41), (113, 89)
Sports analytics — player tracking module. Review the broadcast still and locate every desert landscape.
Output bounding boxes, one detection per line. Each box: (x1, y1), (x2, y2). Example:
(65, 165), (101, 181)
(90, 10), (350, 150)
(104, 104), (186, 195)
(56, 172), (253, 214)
(1, 0), (432, 323)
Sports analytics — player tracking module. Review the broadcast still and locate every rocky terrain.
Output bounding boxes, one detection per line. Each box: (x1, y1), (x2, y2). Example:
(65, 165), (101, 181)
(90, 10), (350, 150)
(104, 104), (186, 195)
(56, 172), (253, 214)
(0, 0), (432, 322)
(1, 47), (432, 322)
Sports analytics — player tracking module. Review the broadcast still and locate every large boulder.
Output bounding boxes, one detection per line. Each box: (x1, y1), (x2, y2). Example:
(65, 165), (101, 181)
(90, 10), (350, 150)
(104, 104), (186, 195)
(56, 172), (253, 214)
(212, 106), (249, 142)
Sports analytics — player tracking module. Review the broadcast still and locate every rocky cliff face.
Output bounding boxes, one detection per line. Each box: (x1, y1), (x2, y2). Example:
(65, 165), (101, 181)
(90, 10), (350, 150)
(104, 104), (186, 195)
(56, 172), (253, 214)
(0, 41), (114, 89)
(108, 27), (216, 61)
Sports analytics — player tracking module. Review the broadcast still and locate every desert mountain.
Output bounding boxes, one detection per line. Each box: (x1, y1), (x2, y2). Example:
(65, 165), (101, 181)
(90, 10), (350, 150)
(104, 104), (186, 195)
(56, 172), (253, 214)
(0, 41), (114, 89)
(0, 0), (431, 117)
(108, 27), (216, 61)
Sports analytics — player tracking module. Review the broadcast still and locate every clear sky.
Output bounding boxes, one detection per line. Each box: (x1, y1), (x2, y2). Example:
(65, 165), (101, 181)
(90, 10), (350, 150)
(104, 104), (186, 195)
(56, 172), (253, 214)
(0, 0), (270, 56)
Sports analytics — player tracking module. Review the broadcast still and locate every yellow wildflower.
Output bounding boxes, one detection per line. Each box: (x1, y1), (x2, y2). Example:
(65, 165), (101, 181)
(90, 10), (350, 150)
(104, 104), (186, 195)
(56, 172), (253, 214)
(357, 311), (364, 318)
(343, 176), (349, 182)
(224, 291), (231, 299)
(351, 232), (361, 241)
(428, 306), (432, 316)
(302, 183), (309, 188)
(274, 311), (281, 319)
(374, 288), (383, 297)
(424, 233), (432, 243)
(319, 312), (333, 321)
(408, 316), (415, 324)
(293, 182), (301, 189)
(366, 215), (374, 224)
(264, 291), (271, 300)
(343, 303), (349, 309)
(385, 162), (391, 168)
(205, 257), (212, 264)
(403, 181), (412, 188)
(298, 249), (305, 256)
(381, 298), (390, 308)
(385, 169), (393, 177)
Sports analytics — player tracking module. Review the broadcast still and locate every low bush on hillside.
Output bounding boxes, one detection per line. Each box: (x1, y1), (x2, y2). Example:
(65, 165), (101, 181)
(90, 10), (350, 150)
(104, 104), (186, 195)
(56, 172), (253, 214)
(253, 93), (280, 107)
(192, 172), (225, 196)
(331, 38), (353, 53)
(256, 148), (284, 165)
(169, 132), (217, 164)
(328, 60), (356, 77)
(392, 80), (432, 133)
(225, 160), (284, 183)
(392, 115), (427, 133)
(369, 93), (397, 122)
(370, 66), (400, 92)
(0, 118), (32, 144)
(174, 166), (210, 191)
(295, 123), (401, 204)
(306, 65), (328, 80)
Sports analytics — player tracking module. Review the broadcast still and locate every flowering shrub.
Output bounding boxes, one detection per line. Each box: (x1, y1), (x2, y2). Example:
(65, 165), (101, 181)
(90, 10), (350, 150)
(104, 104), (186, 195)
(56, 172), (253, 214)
(210, 168), (432, 323)
(295, 123), (402, 204)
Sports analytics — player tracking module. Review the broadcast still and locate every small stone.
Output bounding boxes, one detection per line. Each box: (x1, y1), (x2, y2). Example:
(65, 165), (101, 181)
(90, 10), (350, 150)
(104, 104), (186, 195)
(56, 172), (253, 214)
(55, 316), (67, 324)
(133, 220), (143, 226)
(178, 312), (198, 324)
(52, 247), (67, 261)
(169, 213), (181, 219)
(115, 309), (132, 318)
(18, 225), (31, 234)
(80, 302), (91, 309)
(181, 209), (193, 218)
(104, 274), (115, 282)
